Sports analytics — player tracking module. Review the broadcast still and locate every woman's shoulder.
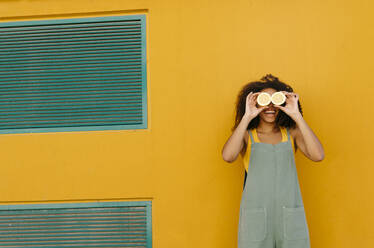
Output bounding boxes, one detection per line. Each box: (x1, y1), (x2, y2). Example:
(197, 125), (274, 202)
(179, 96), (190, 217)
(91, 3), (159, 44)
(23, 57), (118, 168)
(244, 129), (250, 145)
(240, 129), (251, 157)
(288, 125), (299, 140)
(286, 126), (298, 152)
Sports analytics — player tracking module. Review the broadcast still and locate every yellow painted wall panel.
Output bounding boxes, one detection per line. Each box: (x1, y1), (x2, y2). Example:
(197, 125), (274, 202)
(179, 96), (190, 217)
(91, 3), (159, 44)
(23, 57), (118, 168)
(0, 0), (373, 247)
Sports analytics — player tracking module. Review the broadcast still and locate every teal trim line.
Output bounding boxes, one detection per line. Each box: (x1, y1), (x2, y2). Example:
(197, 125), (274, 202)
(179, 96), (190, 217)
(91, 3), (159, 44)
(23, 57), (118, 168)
(0, 14), (147, 134)
(0, 15), (143, 27)
(140, 15), (148, 130)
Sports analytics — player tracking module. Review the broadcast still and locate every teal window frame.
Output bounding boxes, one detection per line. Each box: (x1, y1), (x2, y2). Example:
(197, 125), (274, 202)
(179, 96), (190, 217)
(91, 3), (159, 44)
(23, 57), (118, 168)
(0, 15), (147, 134)
(0, 200), (152, 247)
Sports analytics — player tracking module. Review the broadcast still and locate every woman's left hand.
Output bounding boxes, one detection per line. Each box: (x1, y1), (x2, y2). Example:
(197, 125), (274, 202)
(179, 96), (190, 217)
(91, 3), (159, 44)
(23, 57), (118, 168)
(273, 91), (302, 119)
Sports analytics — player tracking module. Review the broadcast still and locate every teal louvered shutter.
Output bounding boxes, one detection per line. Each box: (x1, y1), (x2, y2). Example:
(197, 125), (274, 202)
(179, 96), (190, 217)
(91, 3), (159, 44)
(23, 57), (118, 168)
(0, 15), (147, 134)
(0, 201), (152, 247)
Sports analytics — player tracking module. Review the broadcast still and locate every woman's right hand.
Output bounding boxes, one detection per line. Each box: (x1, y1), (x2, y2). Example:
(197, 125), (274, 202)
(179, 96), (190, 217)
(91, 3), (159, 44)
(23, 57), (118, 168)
(244, 92), (266, 119)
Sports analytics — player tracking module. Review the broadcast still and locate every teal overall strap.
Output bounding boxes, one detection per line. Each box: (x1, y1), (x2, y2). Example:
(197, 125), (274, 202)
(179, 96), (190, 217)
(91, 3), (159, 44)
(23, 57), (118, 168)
(248, 129), (255, 143)
(286, 127), (291, 142)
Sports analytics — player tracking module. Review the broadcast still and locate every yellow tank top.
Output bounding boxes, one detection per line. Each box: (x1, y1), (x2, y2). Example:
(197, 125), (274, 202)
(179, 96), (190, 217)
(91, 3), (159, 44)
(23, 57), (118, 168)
(242, 126), (295, 172)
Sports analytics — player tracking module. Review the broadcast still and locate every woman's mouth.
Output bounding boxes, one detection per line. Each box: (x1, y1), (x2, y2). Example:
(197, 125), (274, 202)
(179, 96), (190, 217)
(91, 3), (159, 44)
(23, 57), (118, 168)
(264, 110), (275, 114)
(264, 110), (276, 116)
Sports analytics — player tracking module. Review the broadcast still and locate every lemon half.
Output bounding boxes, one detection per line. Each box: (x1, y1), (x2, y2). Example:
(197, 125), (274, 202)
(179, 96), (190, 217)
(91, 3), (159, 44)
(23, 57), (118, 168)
(257, 92), (272, 106)
(271, 92), (286, 105)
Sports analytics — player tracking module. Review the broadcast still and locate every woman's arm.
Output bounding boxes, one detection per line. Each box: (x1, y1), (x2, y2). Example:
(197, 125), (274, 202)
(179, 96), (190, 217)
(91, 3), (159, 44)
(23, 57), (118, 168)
(274, 92), (325, 162)
(222, 114), (253, 163)
(222, 92), (265, 163)
(292, 115), (325, 162)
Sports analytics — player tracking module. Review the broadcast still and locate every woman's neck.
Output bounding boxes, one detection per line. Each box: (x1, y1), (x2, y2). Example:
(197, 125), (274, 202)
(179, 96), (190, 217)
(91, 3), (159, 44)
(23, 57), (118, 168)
(257, 121), (279, 133)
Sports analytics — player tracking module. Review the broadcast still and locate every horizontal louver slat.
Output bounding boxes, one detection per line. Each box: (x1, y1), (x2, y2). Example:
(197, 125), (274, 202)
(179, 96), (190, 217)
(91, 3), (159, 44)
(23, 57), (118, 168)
(0, 15), (147, 133)
(0, 201), (152, 247)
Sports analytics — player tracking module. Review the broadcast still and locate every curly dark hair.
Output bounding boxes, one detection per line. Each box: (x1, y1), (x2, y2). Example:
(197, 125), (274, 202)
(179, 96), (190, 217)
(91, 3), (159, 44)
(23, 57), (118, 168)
(233, 74), (303, 152)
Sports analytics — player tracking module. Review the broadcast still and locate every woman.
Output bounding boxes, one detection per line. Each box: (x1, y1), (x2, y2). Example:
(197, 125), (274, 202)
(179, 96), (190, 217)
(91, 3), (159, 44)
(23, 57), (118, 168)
(221, 74), (324, 248)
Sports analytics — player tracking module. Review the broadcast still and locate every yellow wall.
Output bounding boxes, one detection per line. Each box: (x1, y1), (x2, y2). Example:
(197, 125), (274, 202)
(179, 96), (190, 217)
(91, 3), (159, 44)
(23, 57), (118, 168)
(0, 0), (373, 247)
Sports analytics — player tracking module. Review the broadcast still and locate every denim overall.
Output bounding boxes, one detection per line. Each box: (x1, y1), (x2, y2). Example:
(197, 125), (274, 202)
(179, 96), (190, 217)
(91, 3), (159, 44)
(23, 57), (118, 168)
(238, 127), (311, 248)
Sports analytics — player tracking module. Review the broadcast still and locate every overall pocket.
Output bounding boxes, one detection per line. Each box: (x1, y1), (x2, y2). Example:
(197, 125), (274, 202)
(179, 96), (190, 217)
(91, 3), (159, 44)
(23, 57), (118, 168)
(240, 207), (267, 242)
(282, 206), (309, 240)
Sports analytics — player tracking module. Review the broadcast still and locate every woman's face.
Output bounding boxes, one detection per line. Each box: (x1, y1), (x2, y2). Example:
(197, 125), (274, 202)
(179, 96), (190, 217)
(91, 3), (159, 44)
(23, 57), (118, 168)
(257, 88), (280, 123)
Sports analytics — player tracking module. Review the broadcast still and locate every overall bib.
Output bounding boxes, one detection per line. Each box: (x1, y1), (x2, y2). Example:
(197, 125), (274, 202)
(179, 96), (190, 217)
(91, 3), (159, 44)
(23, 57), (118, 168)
(238, 127), (311, 248)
